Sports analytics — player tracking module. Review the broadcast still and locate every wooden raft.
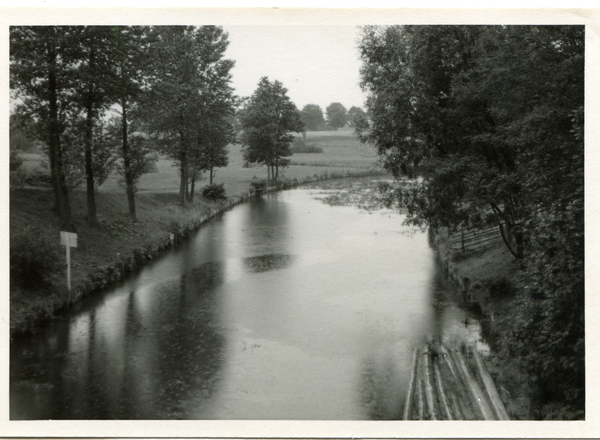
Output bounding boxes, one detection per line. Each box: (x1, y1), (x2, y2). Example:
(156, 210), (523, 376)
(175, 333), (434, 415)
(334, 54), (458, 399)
(403, 344), (510, 420)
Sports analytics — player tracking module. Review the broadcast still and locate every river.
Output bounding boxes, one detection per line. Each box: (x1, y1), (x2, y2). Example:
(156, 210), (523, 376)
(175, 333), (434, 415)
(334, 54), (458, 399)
(10, 180), (488, 420)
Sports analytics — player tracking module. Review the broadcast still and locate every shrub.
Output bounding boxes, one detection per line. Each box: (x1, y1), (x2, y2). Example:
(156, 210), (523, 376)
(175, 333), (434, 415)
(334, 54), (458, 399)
(290, 137), (323, 153)
(10, 168), (27, 189)
(24, 167), (52, 187)
(10, 150), (23, 172)
(250, 179), (267, 195)
(202, 183), (227, 201)
(488, 277), (515, 299)
(290, 144), (324, 154)
(11, 226), (61, 290)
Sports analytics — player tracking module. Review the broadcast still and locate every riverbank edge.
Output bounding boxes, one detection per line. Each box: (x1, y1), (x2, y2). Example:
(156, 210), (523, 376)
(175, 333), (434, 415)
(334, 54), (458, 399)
(9, 169), (385, 337)
(431, 227), (538, 419)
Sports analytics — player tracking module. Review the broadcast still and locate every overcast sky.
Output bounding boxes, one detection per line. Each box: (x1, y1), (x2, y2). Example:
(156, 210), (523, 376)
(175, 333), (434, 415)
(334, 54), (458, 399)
(223, 25), (366, 113)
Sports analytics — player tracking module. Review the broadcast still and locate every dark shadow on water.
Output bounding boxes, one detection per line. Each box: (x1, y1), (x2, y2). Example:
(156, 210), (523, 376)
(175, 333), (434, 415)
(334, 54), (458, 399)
(10, 252), (298, 420)
(242, 253), (296, 274)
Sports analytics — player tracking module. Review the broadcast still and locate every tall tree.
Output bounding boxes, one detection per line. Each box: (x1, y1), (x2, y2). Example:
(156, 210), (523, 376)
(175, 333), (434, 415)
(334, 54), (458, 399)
(73, 26), (116, 225)
(142, 26), (235, 205)
(240, 77), (304, 181)
(113, 25), (153, 220)
(10, 26), (79, 231)
(325, 102), (347, 130)
(358, 25), (584, 412)
(194, 113), (235, 187)
(347, 106), (367, 128)
(300, 103), (325, 131)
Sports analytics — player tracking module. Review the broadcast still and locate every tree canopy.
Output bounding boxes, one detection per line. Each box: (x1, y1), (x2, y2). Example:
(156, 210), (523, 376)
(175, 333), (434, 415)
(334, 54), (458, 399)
(300, 104), (326, 131)
(11, 25), (238, 223)
(134, 26), (236, 205)
(358, 25), (584, 413)
(240, 77), (304, 180)
(10, 26), (82, 231)
(347, 106), (367, 128)
(325, 102), (347, 130)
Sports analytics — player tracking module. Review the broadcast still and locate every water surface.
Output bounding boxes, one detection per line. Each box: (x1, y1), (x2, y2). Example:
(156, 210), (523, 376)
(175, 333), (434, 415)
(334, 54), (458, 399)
(11, 184), (487, 420)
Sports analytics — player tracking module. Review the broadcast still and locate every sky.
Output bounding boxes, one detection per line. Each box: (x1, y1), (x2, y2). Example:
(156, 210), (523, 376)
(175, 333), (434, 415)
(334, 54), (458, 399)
(223, 26), (366, 113)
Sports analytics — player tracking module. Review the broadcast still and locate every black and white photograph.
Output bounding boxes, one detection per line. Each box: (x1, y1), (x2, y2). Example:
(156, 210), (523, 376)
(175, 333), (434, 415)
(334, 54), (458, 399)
(2, 4), (597, 439)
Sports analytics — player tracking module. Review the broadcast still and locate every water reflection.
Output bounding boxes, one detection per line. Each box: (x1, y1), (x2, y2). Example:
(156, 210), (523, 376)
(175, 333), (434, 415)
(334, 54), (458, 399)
(11, 185), (489, 420)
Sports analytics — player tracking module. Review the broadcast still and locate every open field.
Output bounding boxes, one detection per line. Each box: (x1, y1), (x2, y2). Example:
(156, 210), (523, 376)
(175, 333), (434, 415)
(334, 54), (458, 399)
(289, 130), (378, 169)
(24, 130), (380, 198)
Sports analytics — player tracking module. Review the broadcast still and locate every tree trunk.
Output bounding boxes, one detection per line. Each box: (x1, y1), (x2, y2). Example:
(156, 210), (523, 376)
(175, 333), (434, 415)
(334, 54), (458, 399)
(189, 176), (195, 203)
(179, 148), (188, 206)
(85, 75), (97, 225)
(121, 100), (137, 220)
(47, 29), (74, 232)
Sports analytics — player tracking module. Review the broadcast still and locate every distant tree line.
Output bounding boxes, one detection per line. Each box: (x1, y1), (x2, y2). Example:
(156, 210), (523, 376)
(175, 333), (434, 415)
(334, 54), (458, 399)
(10, 25), (236, 228)
(298, 102), (366, 132)
(358, 25), (584, 416)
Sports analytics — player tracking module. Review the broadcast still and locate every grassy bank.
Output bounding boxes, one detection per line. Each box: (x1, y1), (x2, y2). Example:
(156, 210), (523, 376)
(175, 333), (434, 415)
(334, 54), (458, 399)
(10, 133), (383, 336)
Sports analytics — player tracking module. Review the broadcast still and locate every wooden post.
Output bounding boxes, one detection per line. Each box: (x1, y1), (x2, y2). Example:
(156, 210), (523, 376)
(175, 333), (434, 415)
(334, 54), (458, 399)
(60, 231), (77, 291)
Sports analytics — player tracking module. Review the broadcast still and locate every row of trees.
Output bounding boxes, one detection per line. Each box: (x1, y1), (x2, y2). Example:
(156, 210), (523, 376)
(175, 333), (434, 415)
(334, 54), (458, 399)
(357, 25), (584, 415)
(10, 26), (236, 229)
(299, 102), (366, 131)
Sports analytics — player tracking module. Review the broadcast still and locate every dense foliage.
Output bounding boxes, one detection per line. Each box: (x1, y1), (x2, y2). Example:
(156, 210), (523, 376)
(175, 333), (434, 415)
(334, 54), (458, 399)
(358, 25), (584, 416)
(140, 26), (236, 206)
(10, 25), (236, 222)
(240, 77), (304, 180)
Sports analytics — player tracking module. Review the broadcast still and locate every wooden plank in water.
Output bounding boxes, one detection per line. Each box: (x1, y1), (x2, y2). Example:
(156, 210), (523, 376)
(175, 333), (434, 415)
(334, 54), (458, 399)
(403, 348), (420, 420)
(473, 351), (511, 420)
(433, 357), (453, 420)
(439, 344), (477, 420)
(416, 353), (424, 420)
(422, 346), (438, 420)
(453, 348), (496, 420)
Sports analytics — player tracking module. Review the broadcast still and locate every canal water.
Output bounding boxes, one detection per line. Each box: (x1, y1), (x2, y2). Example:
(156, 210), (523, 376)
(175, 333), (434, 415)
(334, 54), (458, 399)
(10, 182), (488, 420)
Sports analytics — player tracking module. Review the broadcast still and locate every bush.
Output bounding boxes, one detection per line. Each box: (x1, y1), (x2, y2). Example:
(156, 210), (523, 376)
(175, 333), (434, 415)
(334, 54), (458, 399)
(290, 137), (323, 153)
(11, 226), (61, 290)
(488, 277), (515, 299)
(10, 150), (23, 172)
(24, 167), (52, 187)
(250, 179), (267, 195)
(202, 183), (227, 201)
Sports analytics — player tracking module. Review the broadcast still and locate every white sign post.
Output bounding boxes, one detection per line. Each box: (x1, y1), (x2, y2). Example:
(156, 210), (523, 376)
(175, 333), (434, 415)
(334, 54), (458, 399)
(60, 231), (78, 291)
